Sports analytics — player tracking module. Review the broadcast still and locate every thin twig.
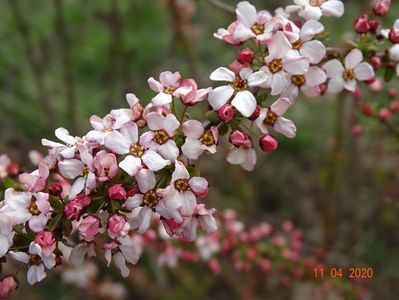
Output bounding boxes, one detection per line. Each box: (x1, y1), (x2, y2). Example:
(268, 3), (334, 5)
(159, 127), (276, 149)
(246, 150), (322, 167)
(203, 0), (235, 14)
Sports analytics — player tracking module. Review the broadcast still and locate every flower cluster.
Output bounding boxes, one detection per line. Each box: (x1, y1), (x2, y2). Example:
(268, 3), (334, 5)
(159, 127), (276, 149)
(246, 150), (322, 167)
(0, 0), (385, 296)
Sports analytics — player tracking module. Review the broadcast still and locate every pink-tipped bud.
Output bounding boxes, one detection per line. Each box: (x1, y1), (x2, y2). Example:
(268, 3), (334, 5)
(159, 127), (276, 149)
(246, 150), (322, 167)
(237, 48), (254, 64)
(108, 184), (127, 201)
(389, 28), (399, 44)
(79, 215), (100, 242)
(248, 105), (260, 121)
(293, 19), (303, 29)
(108, 214), (130, 239)
(49, 182), (63, 196)
(368, 19), (379, 33)
(354, 15), (370, 34)
(217, 103), (235, 122)
(34, 230), (55, 248)
(373, 0), (391, 16)
(370, 56), (382, 68)
(389, 101), (399, 112)
(259, 135), (278, 152)
(362, 105), (373, 116)
(378, 108), (391, 121)
(0, 276), (19, 298)
(351, 125), (364, 137)
(64, 201), (82, 220)
(229, 130), (251, 148)
(369, 78), (383, 92)
(6, 163), (19, 176)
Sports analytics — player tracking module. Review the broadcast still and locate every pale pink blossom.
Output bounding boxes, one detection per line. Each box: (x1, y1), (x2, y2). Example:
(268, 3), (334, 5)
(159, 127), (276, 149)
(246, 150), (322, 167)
(282, 66), (326, 99)
(179, 79), (212, 106)
(148, 71), (189, 106)
(0, 155), (11, 179)
(85, 114), (116, 145)
(10, 242), (56, 285)
(255, 97), (297, 138)
(208, 67), (259, 117)
(34, 231), (56, 257)
(226, 135), (257, 171)
(181, 120), (218, 160)
(41, 128), (82, 159)
(92, 150), (118, 181)
(110, 93), (143, 129)
(287, 0), (344, 21)
(19, 163), (49, 193)
(182, 204), (217, 241)
(214, 21), (242, 45)
(70, 242), (96, 266)
(140, 112), (180, 162)
(233, 1), (274, 42)
(1, 189), (51, 233)
(323, 48), (375, 93)
(0, 276), (18, 298)
(104, 236), (139, 277)
(104, 122), (170, 176)
(162, 161), (208, 217)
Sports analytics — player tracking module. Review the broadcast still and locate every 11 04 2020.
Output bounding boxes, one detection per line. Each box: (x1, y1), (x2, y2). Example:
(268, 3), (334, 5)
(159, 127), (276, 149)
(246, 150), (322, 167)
(313, 267), (374, 280)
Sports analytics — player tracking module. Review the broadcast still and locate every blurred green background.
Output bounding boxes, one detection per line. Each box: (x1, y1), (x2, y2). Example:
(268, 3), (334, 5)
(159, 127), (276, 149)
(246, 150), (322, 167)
(1, 0), (399, 299)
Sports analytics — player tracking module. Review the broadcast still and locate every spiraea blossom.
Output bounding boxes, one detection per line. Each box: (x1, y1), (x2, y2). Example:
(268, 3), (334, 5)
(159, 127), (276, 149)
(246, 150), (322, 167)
(323, 48), (375, 93)
(287, 0), (344, 21)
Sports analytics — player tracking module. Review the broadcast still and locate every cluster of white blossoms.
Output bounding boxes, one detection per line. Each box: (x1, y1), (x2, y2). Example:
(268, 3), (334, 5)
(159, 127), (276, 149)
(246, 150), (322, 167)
(0, 0), (377, 290)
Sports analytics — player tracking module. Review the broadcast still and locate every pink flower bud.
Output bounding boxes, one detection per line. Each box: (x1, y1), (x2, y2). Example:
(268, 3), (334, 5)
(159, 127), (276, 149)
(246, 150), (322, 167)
(6, 163), (19, 176)
(229, 130), (251, 148)
(368, 19), (379, 33)
(373, 0), (391, 16)
(319, 83), (327, 95)
(259, 135), (278, 152)
(282, 220), (293, 232)
(35, 230), (56, 257)
(248, 105), (260, 121)
(217, 103), (235, 122)
(389, 28), (399, 44)
(354, 15), (370, 34)
(369, 78), (383, 92)
(351, 125), (364, 137)
(79, 215), (100, 242)
(49, 182), (63, 196)
(362, 105), (373, 116)
(389, 101), (399, 112)
(108, 184), (127, 201)
(64, 201), (82, 220)
(75, 193), (91, 208)
(293, 20), (303, 29)
(378, 108), (391, 121)
(236, 48), (254, 64)
(108, 214), (130, 239)
(370, 56), (382, 68)
(0, 276), (18, 298)
(365, 77), (376, 84)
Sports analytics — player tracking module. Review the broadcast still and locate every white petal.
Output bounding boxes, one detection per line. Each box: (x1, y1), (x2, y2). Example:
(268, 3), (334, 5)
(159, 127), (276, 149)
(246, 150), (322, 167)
(189, 177), (208, 193)
(182, 217), (198, 241)
(283, 56), (309, 74)
(274, 117), (297, 138)
(114, 252), (130, 278)
(137, 207), (153, 234)
(299, 6), (322, 20)
(300, 20), (324, 41)
(142, 150), (170, 171)
(271, 72), (289, 95)
(300, 40), (326, 64)
(69, 177), (85, 200)
(209, 67), (235, 82)
(120, 122), (139, 145)
(146, 112), (164, 131)
(158, 140), (179, 162)
(267, 31), (291, 59)
(163, 114), (180, 137)
(125, 194), (143, 209)
(58, 159), (84, 179)
(104, 131), (130, 155)
(271, 97), (292, 116)
(354, 62), (375, 81)
(147, 77), (164, 92)
(234, 23), (257, 41)
(152, 92), (172, 106)
(323, 59), (344, 77)
(135, 169), (156, 193)
(171, 161), (190, 182)
(27, 265), (46, 285)
(236, 1), (257, 27)
(248, 71), (269, 86)
(159, 71), (180, 87)
(304, 67), (326, 86)
(179, 192), (196, 216)
(226, 148), (247, 165)
(55, 128), (75, 145)
(345, 48), (363, 69)
(119, 155), (142, 176)
(327, 77), (345, 93)
(182, 120), (204, 139)
(321, 0), (344, 17)
(231, 91), (256, 117)
(240, 148), (257, 171)
(181, 139), (204, 160)
(10, 251), (29, 263)
(344, 80), (357, 92)
(207, 86), (234, 111)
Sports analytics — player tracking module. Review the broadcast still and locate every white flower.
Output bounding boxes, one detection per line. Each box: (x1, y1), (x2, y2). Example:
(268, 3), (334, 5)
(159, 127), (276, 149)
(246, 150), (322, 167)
(10, 242), (56, 285)
(226, 143), (257, 172)
(181, 120), (218, 160)
(1, 189), (51, 233)
(287, 0), (344, 21)
(255, 97), (297, 138)
(85, 114), (116, 145)
(208, 67), (259, 117)
(70, 242), (96, 266)
(110, 93), (143, 129)
(104, 236), (139, 278)
(323, 48), (375, 93)
(42, 128), (83, 159)
(253, 32), (310, 95)
(162, 161), (208, 217)
(0, 211), (14, 258)
(104, 122), (170, 176)
(282, 66), (326, 99)
(181, 204), (217, 241)
(291, 19), (326, 64)
(148, 71), (190, 106)
(233, 1), (274, 42)
(140, 112), (180, 162)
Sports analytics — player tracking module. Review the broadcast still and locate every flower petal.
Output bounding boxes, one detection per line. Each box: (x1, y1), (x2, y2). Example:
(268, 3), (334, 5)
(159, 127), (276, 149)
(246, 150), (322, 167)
(208, 86), (234, 111)
(135, 169), (156, 193)
(209, 67), (235, 82)
(231, 91), (256, 117)
(345, 48), (363, 69)
(274, 117), (297, 138)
